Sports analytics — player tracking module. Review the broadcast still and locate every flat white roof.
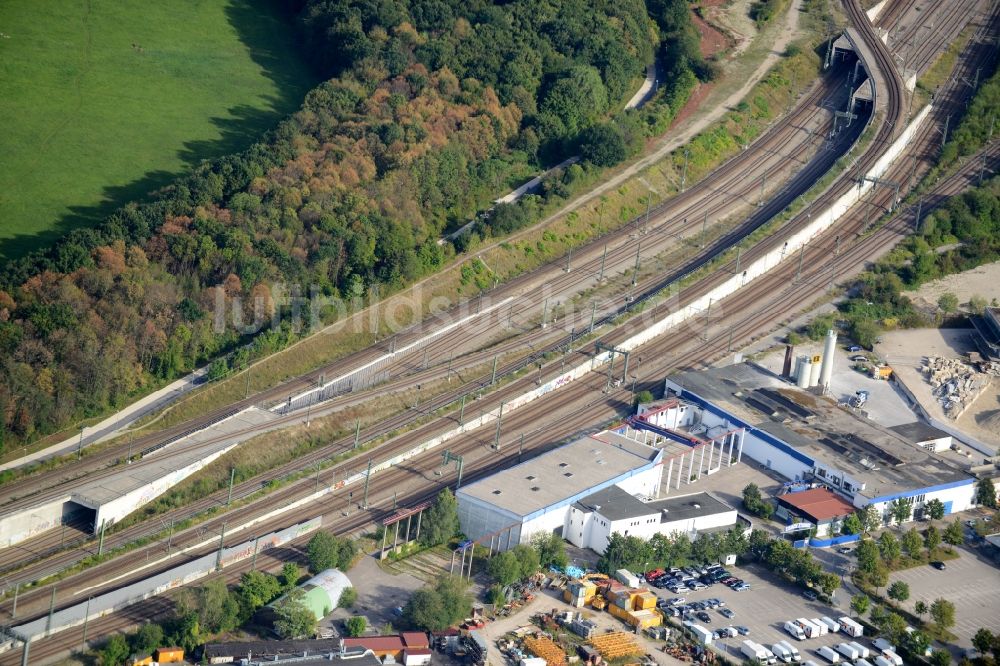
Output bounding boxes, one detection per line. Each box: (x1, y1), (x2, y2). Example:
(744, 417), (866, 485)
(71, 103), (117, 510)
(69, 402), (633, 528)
(457, 431), (659, 518)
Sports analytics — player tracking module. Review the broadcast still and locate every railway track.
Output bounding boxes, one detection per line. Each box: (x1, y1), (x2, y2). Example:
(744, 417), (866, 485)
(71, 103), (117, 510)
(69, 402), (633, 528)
(0, 61), (855, 508)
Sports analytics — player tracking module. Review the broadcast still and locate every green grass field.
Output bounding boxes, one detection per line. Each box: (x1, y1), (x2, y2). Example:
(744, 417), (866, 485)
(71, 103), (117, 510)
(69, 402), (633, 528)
(0, 0), (317, 261)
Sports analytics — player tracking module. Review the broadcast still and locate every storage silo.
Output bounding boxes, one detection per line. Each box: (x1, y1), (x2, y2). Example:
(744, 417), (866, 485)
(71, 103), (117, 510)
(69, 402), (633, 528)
(808, 355), (822, 387)
(819, 329), (838, 389)
(796, 355), (811, 388)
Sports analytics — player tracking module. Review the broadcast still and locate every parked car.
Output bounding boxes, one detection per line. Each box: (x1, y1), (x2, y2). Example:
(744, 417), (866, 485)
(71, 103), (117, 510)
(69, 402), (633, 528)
(837, 546), (854, 555)
(804, 590), (818, 601)
(720, 608), (736, 619)
(733, 583), (751, 591)
(847, 344), (863, 352)
(930, 561), (946, 570)
(668, 597), (687, 606)
(697, 611), (713, 623)
(736, 626), (751, 636)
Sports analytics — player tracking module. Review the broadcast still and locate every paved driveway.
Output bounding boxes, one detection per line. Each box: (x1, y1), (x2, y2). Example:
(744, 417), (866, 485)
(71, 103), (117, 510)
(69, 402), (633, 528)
(889, 546), (1000, 650)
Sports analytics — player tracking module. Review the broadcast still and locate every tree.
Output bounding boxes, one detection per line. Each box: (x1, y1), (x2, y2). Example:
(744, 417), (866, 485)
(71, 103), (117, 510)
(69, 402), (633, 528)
(237, 570), (282, 617)
(974, 629), (995, 655)
(851, 593), (870, 618)
(166, 611), (201, 654)
(818, 572), (841, 597)
(338, 586), (357, 609)
(878, 532), (901, 564)
(307, 532), (356, 573)
(904, 629), (930, 658)
(924, 525), (941, 552)
(345, 616), (367, 637)
(101, 634), (131, 666)
(976, 478), (998, 509)
(532, 532), (568, 569)
(889, 497), (914, 527)
(488, 551), (521, 586)
(487, 584), (506, 606)
(870, 604), (889, 628)
(869, 563), (889, 591)
(742, 483), (773, 519)
(883, 612), (908, 644)
(914, 600), (928, 618)
(901, 529), (923, 559)
(943, 520), (964, 545)
(280, 562), (302, 591)
(887, 581), (910, 603)
(419, 489), (459, 547)
(857, 538), (881, 576)
(130, 623), (164, 656)
(402, 575), (471, 632)
(579, 123), (628, 167)
(197, 578), (241, 634)
(841, 513), (863, 535)
(273, 589), (317, 639)
(929, 598), (956, 631)
(930, 650), (951, 666)
(510, 544), (541, 579)
(937, 292), (959, 313)
(924, 498), (946, 522)
(860, 504), (882, 534)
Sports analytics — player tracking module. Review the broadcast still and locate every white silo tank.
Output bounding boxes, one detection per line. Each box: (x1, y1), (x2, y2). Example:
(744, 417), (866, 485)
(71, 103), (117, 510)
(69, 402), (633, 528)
(819, 329), (838, 389)
(809, 355), (822, 387)
(796, 355), (812, 388)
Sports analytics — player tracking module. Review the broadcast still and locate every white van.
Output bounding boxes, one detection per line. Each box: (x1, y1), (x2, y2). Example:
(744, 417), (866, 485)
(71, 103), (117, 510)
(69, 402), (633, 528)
(817, 646), (841, 663)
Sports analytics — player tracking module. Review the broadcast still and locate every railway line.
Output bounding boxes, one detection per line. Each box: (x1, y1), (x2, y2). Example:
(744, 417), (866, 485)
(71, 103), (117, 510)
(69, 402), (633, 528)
(0, 61), (856, 509)
(1, 0), (995, 661)
(0, 0), (898, 611)
(8, 134), (998, 665)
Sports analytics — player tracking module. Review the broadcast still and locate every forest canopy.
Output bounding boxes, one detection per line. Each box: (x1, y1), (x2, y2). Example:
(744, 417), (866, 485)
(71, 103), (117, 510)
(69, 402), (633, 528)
(0, 0), (704, 447)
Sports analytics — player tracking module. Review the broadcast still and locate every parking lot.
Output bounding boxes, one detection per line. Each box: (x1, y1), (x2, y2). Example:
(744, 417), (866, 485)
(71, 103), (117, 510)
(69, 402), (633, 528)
(649, 562), (875, 663)
(888, 544), (1000, 650)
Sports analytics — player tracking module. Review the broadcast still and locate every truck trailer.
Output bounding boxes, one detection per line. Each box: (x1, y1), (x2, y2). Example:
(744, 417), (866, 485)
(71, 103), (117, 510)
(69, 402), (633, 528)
(796, 619), (824, 639)
(809, 619), (829, 636)
(837, 617), (863, 638)
(819, 617), (840, 633)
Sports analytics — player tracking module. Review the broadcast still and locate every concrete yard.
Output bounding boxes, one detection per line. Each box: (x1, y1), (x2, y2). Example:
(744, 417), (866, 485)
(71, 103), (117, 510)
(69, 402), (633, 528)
(753, 342), (918, 427)
(877, 328), (1000, 453)
(887, 545), (1000, 651)
(326, 552), (427, 635)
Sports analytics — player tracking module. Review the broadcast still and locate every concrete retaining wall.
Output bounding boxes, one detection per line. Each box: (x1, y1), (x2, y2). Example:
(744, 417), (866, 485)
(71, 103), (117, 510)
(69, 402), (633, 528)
(5, 517), (321, 646)
(0, 497), (70, 550)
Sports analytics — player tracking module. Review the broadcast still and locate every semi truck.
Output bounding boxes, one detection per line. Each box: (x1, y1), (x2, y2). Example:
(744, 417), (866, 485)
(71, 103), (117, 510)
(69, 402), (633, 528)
(784, 621), (806, 640)
(776, 640), (803, 662)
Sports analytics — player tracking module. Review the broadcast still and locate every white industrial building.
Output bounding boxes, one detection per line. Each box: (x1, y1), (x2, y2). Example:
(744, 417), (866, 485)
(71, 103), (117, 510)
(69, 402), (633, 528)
(456, 431), (664, 551)
(664, 364), (982, 529)
(566, 486), (738, 554)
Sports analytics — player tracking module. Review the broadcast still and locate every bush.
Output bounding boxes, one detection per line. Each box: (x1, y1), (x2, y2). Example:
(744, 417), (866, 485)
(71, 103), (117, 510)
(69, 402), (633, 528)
(345, 616), (367, 637)
(339, 587), (357, 609)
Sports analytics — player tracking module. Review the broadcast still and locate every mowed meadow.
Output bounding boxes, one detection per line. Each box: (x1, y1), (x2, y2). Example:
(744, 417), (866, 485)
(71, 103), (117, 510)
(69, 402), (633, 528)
(0, 0), (317, 260)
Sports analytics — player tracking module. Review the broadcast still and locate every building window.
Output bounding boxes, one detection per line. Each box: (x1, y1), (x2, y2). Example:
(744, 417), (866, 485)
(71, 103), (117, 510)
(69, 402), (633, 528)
(915, 494), (925, 503)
